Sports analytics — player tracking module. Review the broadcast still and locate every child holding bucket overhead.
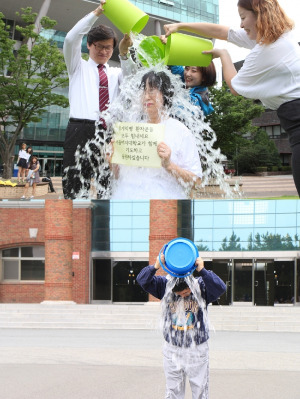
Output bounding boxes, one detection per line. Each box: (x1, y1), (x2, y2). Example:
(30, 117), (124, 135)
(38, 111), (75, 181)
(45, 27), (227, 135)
(137, 237), (226, 399)
(163, 0), (300, 197)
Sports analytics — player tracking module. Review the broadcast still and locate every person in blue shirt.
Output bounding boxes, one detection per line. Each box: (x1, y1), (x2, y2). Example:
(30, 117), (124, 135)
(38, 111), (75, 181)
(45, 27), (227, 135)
(170, 63), (216, 116)
(137, 253), (226, 399)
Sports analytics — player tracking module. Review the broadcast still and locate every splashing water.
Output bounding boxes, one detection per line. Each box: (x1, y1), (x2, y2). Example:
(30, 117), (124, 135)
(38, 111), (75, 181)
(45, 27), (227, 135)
(160, 275), (209, 348)
(159, 274), (210, 376)
(71, 32), (242, 199)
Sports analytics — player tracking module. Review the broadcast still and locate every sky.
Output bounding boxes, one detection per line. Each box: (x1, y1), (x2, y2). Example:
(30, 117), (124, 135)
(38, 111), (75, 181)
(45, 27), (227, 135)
(215, 0), (299, 82)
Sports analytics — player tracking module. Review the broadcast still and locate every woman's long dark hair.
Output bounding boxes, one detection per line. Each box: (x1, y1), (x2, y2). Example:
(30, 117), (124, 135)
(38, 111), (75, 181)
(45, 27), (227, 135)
(140, 71), (174, 108)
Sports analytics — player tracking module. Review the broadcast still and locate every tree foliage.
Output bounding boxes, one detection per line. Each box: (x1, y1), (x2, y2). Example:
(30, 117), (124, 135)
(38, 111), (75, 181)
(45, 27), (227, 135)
(247, 232), (299, 251)
(220, 232), (242, 251)
(196, 240), (210, 252)
(0, 8), (69, 178)
(215, 231), (299, 251)
(206, 82), (265, 159)
(234, 129), (281, 174)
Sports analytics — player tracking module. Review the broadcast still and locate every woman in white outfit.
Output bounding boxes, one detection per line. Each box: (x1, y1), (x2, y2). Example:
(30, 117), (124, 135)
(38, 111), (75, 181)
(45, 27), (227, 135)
(110, 70), (202, 199)
(164, 0), (300, 197)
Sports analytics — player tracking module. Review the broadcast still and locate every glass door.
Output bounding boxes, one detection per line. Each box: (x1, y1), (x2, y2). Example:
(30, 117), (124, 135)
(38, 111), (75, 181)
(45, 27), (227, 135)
(233, 259), (252, 303)
(92, 259), (112, 302)
(43, 158), (63, 177)
(210, 260), (232, 305)
(274, 261), (294, 304)
(112, 261), (148, 302)
(297, 259), (300, 305)
(254, 260), (274, 306)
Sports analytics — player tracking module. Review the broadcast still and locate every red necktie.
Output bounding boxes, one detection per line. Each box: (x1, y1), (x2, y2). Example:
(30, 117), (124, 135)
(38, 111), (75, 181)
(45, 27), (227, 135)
(98, 64), (109, 127)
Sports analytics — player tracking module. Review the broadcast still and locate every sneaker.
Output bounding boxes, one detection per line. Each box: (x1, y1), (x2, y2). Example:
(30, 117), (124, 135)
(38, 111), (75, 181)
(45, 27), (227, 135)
(20, 195), (25, 199)
(30, 195), (34, 199)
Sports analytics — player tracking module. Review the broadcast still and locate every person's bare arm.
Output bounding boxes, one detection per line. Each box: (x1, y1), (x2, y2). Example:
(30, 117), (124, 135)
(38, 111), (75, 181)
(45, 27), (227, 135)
(203, 48), (238, 95)
(164, 22), (229, 41)
(195, 257), (204, 272)
(93, 0), (105, 16)
(119, 33), (133, 57)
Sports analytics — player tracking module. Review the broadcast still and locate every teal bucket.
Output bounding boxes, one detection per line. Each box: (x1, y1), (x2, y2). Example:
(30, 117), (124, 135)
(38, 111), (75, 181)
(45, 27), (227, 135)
(159, 237), (199, 278)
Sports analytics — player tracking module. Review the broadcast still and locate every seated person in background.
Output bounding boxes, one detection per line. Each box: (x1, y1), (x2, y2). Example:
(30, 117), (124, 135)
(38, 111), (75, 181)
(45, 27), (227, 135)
(108, 70), (202, 199)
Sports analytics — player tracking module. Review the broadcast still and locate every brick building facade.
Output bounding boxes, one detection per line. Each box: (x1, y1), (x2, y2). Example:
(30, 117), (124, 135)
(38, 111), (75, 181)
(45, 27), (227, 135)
(0, 200), (177, 304)
(0, 200), (92, 303)
(0, 199), (299, 305)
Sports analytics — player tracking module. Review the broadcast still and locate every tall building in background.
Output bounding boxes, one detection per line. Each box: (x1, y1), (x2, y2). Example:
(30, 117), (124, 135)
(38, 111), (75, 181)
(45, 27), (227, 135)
(0, 0), (219, 176)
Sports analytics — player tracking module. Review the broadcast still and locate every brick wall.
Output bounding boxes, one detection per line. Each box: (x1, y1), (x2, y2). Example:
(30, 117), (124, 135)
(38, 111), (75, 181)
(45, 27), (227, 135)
(148, 200), (178, 302)
(0, 201), (92, 304)
(72, 207), (92, 303)
(0, 207), (45, 303)
(0, 283), (45, 303)
(44, 200), (73, 301)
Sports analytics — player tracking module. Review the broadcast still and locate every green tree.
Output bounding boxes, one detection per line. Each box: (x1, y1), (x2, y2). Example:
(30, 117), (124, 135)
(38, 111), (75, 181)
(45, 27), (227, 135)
(234, 129), (281, 174)
(249, 232), (299, 250)
(196, 240), (210, 251)
(220, 232), (242, 251)
(206, 82), (264, 159)
(253, 129), (281, 169)
(0, 8), (69, 179)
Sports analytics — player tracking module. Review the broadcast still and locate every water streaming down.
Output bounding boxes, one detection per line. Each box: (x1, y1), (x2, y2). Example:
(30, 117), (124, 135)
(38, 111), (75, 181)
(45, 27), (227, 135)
(71, 33), (242, 199)
(160, 274), (210, 370)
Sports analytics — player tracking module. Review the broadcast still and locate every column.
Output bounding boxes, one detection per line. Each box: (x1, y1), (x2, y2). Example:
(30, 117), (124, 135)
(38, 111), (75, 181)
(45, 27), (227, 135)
(154, 19), (161, 36)
(28, 0), (52, 50)
(43, 199), (74, 302)
(149, 200), (178, 302)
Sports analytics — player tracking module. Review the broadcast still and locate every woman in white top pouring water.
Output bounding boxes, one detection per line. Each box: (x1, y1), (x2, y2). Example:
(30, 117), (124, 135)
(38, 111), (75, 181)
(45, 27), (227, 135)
(164, 0), (300, 197)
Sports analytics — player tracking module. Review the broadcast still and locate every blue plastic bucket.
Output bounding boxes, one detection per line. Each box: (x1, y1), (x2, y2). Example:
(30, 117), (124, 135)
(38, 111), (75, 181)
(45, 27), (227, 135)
(13, 164), (18, 177)
(159, 237), (199, 278)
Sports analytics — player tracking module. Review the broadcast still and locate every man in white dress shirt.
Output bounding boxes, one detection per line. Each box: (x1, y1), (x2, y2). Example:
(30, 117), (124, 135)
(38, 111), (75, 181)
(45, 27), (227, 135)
(62, 0), (135, 199)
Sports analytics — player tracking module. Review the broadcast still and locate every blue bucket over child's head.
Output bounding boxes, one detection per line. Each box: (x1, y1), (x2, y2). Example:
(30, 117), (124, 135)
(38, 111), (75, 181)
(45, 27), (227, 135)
(159, 237), (199, 278)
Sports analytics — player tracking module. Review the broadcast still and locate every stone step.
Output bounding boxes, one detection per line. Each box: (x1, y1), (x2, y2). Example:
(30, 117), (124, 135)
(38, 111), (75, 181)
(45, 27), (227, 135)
(0, 304), (299, 331)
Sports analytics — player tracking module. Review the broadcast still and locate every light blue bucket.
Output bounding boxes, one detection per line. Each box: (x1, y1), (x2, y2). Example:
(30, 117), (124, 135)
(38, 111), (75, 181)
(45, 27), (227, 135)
(159, 237), (199, 278)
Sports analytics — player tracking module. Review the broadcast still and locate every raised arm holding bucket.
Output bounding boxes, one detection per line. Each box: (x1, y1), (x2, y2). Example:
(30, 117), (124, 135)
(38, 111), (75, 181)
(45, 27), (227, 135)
(62, 0), (136, 199)
(163, 0), (300, 197)
(102, 0), (149, 34)
(136, 239), (226, 398)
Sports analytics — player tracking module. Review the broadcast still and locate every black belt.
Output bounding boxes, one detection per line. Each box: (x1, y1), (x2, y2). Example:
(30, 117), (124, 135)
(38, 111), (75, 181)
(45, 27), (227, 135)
(69, 118), (96, 124)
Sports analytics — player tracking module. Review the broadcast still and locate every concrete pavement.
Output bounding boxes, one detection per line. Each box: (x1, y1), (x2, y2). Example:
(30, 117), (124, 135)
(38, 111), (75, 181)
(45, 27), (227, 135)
(0, 328), (300, 399)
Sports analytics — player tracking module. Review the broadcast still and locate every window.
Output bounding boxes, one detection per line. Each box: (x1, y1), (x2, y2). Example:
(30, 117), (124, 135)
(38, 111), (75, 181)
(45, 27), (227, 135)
(1, 247), (45, 281)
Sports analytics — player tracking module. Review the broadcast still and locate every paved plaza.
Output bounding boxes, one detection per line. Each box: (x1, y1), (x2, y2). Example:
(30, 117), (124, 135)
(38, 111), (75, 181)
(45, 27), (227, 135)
(26, 174), (298, 200)
(0, 328), (300, 399)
